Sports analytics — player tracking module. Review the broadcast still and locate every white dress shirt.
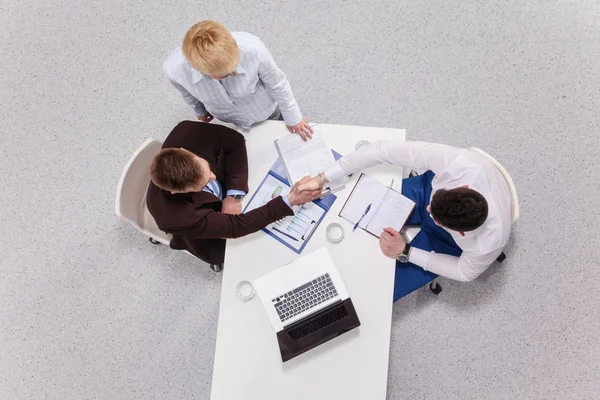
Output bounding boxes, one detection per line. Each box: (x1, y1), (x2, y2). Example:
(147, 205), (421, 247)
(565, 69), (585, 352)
(324, 141), (513, 282)
(164, 32), (302, 130)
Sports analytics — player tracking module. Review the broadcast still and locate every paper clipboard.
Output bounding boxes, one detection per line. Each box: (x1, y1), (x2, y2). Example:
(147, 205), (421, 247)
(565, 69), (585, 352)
(243, 164), (337, 254)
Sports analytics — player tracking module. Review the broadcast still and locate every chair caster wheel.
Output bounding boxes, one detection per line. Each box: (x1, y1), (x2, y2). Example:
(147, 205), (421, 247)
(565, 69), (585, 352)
(210, 264), (223, 272)
(149, 237), (161, 245)
(496, 252), (506, 262)
(429, 282), (442, 295)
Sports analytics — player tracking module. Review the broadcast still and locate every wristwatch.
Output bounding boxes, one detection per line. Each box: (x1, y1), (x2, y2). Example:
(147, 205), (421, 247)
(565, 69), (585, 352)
(229, 194), (245, 201)
(396, 243), (412, 263)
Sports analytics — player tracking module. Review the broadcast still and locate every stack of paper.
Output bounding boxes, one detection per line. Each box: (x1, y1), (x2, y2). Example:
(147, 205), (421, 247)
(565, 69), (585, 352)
(274, 127), (336, 185)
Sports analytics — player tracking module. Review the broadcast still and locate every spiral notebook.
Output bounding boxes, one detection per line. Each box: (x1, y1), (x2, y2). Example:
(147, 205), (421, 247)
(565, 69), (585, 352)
(339, 174), (415, 237)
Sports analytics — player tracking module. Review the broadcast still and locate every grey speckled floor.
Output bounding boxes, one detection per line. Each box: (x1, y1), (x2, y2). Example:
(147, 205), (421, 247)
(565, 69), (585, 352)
(1, 1), (599, 399)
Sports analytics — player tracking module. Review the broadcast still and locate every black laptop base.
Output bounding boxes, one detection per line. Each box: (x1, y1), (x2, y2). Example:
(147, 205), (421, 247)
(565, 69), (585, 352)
(276, 298), (361, 362)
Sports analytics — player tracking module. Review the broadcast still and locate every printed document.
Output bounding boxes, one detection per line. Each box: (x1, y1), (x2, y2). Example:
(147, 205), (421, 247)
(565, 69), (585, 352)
(274, 127), (336, 185)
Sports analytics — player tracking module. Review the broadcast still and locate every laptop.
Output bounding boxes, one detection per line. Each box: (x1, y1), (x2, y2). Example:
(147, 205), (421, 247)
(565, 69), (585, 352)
(253, 247), (361, 362)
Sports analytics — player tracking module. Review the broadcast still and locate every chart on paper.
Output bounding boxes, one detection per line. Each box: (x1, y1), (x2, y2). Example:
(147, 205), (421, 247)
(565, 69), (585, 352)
(245, 174), (326, 252)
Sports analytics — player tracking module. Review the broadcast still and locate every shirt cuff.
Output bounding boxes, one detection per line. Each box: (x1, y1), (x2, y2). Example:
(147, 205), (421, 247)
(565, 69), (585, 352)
(408, 247), (431, 270)
(195, 102), (208, 117)
(323, 161), (347, 184)
(280, 103), (302, 126)
(282, 195), (292, 209)
(226, 189), (246, 197)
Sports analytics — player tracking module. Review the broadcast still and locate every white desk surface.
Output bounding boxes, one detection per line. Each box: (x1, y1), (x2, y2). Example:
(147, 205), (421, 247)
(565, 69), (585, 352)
(210, 121), (406, 400)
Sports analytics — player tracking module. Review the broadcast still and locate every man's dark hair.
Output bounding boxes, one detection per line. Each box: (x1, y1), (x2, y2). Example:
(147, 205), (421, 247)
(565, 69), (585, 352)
(429, 187), (488, 232)
(150, 148), (204, 192)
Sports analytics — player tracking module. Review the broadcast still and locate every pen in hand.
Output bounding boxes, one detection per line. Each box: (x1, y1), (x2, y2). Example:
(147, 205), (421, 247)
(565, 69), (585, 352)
(353, 203), (372, 232)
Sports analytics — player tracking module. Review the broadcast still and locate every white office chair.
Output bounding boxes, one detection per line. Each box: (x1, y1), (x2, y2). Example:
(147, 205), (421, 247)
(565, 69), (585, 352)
(470, 147), (520, 224)
(115, 139), (219, 270)
(115, 138), (172, 245)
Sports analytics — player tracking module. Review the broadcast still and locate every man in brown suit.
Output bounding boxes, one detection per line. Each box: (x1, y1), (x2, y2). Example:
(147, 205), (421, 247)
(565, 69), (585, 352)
(146, 121), (320, 271)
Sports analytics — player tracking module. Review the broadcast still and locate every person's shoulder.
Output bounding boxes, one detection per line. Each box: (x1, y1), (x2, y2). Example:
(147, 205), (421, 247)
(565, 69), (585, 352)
(163, 47), (189, 76)
(164, 120), (211, 145)
(232, 32), (265, 53)
(463, 148), (498, 170)
(164, 121), (241, 148)
(172, 120), (240, 135)
(149, 193), (209, 231)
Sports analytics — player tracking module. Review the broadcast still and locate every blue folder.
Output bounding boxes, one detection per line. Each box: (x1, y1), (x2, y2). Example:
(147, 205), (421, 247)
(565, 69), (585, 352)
(243, 150), (342, 254)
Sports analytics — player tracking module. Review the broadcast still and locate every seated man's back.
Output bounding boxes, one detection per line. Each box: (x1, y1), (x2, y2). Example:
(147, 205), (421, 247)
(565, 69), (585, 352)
(319, 140), (514, 285)
(146, 121), (317, 265)
(430, 147), (512, 257)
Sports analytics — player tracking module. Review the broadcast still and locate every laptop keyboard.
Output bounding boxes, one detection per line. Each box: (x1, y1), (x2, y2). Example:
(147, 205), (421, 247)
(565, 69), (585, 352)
(287, 304), (349, 341)
(272, 273), (338, 323)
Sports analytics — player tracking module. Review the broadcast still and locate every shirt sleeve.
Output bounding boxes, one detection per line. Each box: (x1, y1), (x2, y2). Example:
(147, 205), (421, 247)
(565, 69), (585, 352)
(410, 247), (503, 282)
(226, 189), (247, 197)
(256, 42), (302, 126)
(169, 79), (207, 116)
(180, 196), (294, 239)
(323, 140), (464, 183)
(216, 127), (249, 193)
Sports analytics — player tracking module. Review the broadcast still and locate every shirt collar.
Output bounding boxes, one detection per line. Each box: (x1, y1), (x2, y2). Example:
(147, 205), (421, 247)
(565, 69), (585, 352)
(191, 67), (204, 84)
(191, 63), (245, 83)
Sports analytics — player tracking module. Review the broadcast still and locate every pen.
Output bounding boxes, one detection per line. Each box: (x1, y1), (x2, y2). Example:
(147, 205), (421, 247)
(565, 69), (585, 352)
(353, 203), (372, 232)
(273, 226), (299, 242)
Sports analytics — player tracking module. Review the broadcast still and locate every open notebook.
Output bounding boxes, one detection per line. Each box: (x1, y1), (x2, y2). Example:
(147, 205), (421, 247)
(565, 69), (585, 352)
(339, 174), (416, 237)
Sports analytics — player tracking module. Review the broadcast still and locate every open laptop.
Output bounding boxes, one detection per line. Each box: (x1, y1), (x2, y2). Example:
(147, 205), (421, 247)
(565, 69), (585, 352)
(253, 247), (361, 362)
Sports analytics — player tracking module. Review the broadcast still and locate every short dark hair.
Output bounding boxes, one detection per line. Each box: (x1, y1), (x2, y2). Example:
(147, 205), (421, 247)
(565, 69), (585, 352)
(429, 187), (488, 231)
(150, 148), (204, 192)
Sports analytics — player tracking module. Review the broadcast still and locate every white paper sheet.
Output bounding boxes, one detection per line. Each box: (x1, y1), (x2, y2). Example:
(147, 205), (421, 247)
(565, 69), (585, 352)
(340, 175), (415, 237)
(275, 128), (336, 184)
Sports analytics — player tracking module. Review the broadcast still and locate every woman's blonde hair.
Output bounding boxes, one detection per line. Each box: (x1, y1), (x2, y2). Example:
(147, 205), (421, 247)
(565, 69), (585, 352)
(182, 20), (239, 76)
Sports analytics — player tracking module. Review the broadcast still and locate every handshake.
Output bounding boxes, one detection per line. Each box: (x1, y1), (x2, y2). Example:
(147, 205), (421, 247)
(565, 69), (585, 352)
(287, 174), (327, 207)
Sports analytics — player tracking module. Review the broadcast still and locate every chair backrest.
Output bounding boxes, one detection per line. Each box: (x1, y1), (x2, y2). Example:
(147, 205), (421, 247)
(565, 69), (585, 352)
(115, 138), (164, 230)
(470, 147), (520, 224)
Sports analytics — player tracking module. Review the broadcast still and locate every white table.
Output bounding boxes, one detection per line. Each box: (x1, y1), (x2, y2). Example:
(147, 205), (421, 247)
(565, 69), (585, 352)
(210, 122), (406, 400)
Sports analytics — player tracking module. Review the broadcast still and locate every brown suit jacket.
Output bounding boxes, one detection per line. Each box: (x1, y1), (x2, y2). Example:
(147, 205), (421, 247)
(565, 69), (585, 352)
(146, 121), (294, 264)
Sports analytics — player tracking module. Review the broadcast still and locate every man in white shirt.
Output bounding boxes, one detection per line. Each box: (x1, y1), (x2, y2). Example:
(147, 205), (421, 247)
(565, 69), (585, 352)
(164, 20), (313, 140)
(304, 141), (513, 300)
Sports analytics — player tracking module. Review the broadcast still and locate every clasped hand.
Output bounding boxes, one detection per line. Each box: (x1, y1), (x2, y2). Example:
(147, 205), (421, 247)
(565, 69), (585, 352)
(287, 177), (322, 206)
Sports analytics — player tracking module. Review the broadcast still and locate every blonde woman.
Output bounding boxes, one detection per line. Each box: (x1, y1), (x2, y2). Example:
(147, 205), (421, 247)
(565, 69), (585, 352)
(164, 20), (313, 140)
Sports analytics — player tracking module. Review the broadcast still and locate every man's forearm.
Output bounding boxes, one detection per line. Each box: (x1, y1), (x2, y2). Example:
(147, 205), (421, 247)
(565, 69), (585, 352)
(323, 141), (463, 183)
(185, 196), (293, 239)
(411, 249), (495, 282)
